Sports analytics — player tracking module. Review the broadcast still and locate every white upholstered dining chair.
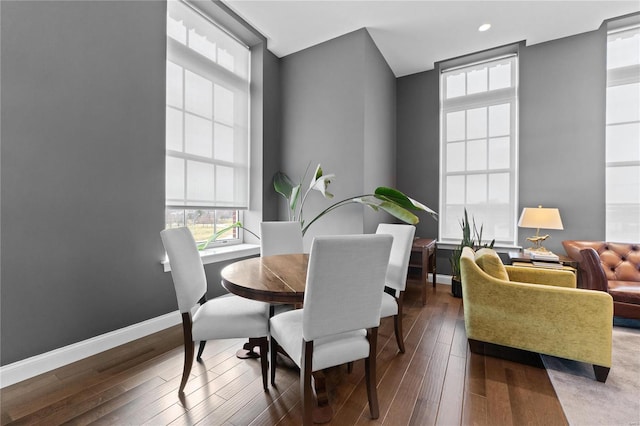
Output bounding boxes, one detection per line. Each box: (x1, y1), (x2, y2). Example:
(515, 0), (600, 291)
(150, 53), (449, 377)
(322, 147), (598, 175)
(269, 234), (393, 425)
(376, 223), (416, 353)
(160, 227), (270, 394)
(261, 221), (304, 316)
(260, 221), (304, 256)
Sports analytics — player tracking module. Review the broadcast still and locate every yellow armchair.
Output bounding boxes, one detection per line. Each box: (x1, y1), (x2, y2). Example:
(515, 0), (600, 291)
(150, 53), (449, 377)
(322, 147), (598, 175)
(460, 247), (613, 382)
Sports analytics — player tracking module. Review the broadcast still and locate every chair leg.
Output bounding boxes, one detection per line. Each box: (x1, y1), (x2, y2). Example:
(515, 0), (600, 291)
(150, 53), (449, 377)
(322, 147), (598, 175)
(258, 337), (269, 391)
(394, 293), (405, 353)
(179, 313), (195, 394)
(393, 315), (405, 354)
(593, 365), (610, 382)
(365, 328), (380, 419)
(196, 341), (206, 362)
(244, 337), (269, 390)
(270, 336), (279, 386)
(301, 340), (314, 426)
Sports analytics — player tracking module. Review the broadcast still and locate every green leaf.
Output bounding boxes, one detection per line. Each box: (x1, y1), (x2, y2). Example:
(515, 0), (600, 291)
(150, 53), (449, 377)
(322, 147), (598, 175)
(290, 184), (301, 212)
(374, 187), (438, 218)
(353, 196), (419, 224)
(273, 171), (294, 200)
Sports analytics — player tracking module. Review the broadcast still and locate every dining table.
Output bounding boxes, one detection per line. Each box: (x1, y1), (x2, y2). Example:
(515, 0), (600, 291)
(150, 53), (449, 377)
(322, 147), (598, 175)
(221, 253), (309, 304)
(220, 253), (333, 423)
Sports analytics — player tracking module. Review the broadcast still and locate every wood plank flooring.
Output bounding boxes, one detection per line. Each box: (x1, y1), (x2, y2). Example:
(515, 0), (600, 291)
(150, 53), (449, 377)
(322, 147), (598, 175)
(0, 283), (568, 425)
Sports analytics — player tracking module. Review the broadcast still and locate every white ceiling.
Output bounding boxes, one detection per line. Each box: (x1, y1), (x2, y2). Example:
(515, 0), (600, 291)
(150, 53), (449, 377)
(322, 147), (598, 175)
(222, 0), (640, 77)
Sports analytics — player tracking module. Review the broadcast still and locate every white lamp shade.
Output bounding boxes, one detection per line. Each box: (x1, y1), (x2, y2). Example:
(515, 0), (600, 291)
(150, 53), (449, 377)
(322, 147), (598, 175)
(518, 207), (564, 230)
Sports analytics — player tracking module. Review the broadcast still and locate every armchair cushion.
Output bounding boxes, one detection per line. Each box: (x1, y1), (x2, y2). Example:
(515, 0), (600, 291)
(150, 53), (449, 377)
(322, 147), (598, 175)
(504, 265), (576, 288)
(474, 248), (509, 281)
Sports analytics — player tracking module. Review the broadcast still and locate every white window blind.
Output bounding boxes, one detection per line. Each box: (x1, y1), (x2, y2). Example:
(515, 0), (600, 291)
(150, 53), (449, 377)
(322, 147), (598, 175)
(606, 25), (640, 242)
(439, 55), (519, 246)
(166, 1), (250, 210)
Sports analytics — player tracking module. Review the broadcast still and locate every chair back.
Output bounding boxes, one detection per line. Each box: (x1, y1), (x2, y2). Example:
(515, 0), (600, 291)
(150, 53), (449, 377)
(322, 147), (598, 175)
(375, 223), (416, 294)
(160, 227), (207, 313)
(302, 234), (392, 341)
(260, 221), (304, 256)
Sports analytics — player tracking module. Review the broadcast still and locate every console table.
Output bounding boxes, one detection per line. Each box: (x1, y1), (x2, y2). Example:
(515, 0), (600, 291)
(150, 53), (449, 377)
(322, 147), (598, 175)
(409, 238), (437, 305)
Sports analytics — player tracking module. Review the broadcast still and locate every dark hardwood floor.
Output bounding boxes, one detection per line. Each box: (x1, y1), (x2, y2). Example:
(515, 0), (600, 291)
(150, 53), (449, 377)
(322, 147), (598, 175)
(0, 283), (568, 425)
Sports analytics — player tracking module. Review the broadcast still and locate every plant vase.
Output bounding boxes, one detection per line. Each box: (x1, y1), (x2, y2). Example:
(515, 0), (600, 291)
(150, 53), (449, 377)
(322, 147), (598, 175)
(451, 276), (463, 298)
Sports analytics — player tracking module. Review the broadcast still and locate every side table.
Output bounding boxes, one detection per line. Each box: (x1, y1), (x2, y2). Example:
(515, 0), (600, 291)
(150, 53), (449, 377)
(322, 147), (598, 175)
(409, 238), (437, 305)
(507, 251), (578, 269)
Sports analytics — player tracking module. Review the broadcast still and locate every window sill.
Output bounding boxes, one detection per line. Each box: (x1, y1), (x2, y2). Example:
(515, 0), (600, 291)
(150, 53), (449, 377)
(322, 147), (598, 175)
(162, 243), (260, 272)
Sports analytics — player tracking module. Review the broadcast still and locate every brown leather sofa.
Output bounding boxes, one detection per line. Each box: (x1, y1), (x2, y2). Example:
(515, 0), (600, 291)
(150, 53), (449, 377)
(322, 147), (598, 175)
(562, 241), (640, 319)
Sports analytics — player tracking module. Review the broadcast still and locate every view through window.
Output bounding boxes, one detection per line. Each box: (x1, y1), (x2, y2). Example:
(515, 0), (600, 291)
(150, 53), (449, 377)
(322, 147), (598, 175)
(439, 55), (519, 246)
(606, 25), (640, 242)
(165, 1), (250, 248)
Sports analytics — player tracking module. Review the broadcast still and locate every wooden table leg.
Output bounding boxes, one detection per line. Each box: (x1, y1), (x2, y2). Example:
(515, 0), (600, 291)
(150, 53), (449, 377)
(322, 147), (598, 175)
(236, 338), (261, 359)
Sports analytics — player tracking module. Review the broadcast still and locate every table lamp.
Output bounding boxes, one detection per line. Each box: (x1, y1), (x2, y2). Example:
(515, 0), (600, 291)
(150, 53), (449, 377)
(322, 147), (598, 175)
(518, 206), (563, 253)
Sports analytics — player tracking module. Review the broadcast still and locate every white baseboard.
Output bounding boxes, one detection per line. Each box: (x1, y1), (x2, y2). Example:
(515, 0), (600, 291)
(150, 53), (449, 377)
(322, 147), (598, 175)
(429, 273), (453, 285)
(0, 310), (182, 389)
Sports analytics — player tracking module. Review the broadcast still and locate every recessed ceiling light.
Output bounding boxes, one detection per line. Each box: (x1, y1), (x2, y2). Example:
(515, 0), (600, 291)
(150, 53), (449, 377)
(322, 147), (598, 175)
(478, 23), (492, 32)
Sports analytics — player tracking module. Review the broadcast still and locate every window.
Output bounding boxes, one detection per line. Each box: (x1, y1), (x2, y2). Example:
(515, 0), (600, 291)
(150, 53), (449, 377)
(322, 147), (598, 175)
(606, 25), (640, 242)
(439, 55), (519, 246)
(165, 1), (250, 248)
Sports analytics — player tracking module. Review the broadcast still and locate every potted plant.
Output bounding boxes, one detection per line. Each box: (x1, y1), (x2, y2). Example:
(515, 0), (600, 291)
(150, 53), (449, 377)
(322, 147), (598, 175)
(450, 209), (494, 298)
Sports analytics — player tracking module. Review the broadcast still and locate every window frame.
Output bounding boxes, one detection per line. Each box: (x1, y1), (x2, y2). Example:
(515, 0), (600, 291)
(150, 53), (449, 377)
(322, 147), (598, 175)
(605, 23), (640, 243)
(438, 53), (520, 247)
(165, 0), (252, 249)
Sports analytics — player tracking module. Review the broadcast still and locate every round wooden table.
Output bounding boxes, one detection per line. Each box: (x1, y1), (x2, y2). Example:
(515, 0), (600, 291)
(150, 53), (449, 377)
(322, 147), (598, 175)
(220, 253), (333, 423)
(221, 253), (309, 304)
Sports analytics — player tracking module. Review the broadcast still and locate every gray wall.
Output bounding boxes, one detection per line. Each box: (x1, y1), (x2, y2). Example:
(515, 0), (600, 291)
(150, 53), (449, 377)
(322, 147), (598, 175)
(0, 1), (280, 365)
(396, 71), (440, 241)
(261, 51), (283, 222)
(396, 28), (607, 273)
(519, 28), (607, 247)
(363, 31), (397, 233)
(280, 29), (396, 248)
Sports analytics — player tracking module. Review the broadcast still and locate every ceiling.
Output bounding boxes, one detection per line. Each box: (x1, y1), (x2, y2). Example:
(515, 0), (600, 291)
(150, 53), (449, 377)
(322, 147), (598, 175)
(222, 1), (640, 77)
